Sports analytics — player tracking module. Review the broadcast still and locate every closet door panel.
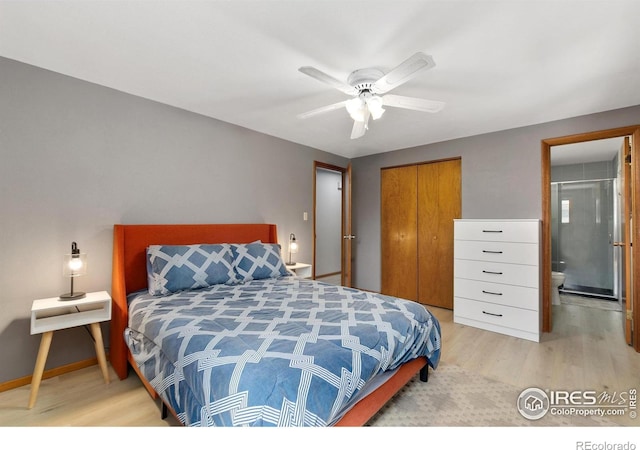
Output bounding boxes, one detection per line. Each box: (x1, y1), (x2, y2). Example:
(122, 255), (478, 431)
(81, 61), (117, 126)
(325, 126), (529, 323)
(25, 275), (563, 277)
(381, 165), (418, 301)
(417, 159), (461, 309)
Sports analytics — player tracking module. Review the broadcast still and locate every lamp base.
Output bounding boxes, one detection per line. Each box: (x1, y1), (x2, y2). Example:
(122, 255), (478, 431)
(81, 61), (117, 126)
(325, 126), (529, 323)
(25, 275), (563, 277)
(59, 291), (86, 300)
(286, 262), (296, 266)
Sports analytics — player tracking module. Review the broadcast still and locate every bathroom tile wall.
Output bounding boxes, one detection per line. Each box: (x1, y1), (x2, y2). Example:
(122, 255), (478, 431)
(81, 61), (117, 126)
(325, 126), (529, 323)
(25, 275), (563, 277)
(551, 159), (616, 182)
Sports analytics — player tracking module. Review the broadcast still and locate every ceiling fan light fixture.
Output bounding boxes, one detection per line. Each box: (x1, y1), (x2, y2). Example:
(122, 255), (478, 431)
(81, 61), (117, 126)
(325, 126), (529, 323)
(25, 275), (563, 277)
(367, 95), (385, 120)
(346, 97), (367, 122)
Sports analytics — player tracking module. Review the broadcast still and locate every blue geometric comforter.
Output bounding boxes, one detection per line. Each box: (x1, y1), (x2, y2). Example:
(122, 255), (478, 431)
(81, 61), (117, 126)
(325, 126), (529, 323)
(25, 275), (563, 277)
(125, 277), (441, 426)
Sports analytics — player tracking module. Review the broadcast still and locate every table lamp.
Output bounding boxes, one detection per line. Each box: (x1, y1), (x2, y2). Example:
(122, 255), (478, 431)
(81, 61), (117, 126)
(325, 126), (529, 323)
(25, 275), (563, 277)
(60, 241), (87, 300)
(287, 233), (298, 266)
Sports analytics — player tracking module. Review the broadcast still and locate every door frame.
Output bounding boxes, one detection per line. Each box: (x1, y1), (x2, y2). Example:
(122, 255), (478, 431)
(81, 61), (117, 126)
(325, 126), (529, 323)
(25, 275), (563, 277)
(620, 136), (633, 343)
(541, 125), (640, 352)
(313, 161), (349, 285)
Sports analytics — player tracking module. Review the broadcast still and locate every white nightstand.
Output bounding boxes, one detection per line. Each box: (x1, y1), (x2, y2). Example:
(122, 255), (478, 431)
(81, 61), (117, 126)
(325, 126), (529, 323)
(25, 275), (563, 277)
(28, 290), (112, 409)
(286, 262), (312, 279)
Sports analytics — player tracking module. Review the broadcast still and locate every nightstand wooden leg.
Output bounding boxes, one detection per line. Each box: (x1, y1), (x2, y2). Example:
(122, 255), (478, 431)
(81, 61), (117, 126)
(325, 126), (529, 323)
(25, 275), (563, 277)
(28, 331), (53, 409)
(89, 322), (110, 384)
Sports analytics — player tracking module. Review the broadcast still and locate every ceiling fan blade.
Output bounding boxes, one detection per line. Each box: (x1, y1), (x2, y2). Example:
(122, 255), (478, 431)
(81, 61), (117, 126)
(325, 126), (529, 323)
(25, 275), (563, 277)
(350, 109), (370, 139)
(299, 66), (358, 96)
(381, 94), (445, 113)
(371, 52), (436, 94)
(350, 120), (366, 139)
(297, 100), (348, 119)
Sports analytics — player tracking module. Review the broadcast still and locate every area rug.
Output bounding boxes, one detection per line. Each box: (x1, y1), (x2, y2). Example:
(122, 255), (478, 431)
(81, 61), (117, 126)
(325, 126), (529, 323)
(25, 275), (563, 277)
(366, 364), (618, 427)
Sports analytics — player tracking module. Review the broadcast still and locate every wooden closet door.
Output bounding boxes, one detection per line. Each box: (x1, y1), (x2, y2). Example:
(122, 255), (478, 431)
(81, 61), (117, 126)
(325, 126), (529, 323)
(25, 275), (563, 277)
(381, 165), (418, 301)
(417, 159), (461, 309)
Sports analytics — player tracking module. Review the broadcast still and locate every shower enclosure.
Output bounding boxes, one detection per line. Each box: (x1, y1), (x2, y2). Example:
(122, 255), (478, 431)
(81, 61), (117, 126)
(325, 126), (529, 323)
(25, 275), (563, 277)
(551, 178), (617, 299)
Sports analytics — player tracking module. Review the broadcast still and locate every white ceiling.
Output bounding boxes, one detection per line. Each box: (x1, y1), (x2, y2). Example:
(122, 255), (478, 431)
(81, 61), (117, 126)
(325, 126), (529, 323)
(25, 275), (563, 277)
(1, 1), (639, 159)
(551, 137), (624, 166)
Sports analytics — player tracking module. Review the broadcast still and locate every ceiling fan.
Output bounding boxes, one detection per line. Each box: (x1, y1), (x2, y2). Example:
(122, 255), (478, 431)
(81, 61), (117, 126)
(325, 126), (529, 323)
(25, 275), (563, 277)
(297, 52), (445, 139)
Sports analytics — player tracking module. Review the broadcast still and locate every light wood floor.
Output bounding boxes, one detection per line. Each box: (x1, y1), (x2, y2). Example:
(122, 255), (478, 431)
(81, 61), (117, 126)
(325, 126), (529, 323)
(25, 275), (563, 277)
(437, 300), (639, 394)
(1, 300), (638, 427)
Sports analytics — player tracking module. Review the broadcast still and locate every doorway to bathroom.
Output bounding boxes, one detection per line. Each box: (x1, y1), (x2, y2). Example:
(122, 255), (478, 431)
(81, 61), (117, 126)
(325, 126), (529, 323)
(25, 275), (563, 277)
(550, 139), (627, 316)
(541, 125), (640, 353)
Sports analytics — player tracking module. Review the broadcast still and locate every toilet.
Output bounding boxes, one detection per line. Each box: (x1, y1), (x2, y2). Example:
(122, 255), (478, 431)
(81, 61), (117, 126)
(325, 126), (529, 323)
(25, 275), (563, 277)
(551, 271), (566, 306)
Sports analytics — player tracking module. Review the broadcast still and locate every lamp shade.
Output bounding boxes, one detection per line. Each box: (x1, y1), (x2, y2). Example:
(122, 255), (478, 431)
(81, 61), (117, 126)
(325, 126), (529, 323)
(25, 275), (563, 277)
(63, 254), (87, 277)
(367, 95), (385, 120)
(346, 97), (366, 122)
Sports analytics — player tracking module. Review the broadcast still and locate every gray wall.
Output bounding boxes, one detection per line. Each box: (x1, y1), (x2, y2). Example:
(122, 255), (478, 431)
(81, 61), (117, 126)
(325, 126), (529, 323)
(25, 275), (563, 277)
(0, 57), (347, 384)
(351, 105), (640, 291)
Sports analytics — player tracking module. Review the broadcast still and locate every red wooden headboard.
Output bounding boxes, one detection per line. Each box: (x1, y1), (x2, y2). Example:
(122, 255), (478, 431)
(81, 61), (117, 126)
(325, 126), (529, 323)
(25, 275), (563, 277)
(109, 223), (279, 380)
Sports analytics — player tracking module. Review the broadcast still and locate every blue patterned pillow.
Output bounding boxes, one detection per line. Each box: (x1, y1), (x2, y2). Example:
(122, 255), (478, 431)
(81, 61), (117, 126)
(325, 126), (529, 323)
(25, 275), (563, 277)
(231, 243), (290, 282)
(147, 244), (238, 295)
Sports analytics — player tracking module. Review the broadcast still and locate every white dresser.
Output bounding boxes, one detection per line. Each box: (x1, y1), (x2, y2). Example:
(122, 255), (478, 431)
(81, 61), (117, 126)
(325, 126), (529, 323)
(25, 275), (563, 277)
(453, 219), (541, 342)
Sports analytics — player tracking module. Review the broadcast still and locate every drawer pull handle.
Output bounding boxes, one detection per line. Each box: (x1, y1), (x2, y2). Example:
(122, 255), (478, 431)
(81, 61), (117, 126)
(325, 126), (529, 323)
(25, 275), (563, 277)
(482, 310), (503, 317)
(482, 270), (503, 275)
(482, 250), (503, 254)
(482, 290), (503, 296)
(482, 230), (503, 233)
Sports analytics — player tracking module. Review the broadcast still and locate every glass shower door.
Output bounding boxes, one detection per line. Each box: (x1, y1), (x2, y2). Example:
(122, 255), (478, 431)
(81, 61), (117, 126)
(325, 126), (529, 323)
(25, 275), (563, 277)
(555, 179), (615, 298)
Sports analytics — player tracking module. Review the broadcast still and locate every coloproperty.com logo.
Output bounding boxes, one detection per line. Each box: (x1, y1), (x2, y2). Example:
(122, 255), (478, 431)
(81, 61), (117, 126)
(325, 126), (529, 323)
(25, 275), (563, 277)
(517, 387), (637, 420)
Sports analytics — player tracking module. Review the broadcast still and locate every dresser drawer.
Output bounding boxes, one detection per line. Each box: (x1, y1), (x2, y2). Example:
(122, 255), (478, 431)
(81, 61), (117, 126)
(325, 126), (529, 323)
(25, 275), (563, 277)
(454, 259), (539, 288)
(454, 240), (538, 265)
(454, 278), (539, 310)
(454, 297), (540, 334)
(454, 220), (539, 243)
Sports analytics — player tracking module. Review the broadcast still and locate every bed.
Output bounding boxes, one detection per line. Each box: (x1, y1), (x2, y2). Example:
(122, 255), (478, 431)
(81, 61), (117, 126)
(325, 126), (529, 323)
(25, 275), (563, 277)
(109, 223), (441, 426)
